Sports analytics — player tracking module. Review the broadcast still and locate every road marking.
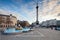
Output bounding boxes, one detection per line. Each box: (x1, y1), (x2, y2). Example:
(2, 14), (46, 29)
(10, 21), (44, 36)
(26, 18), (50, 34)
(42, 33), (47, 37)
(37, 30), (45, 37)
(15, 29), (45, 37)
(15, 32), (45, 37)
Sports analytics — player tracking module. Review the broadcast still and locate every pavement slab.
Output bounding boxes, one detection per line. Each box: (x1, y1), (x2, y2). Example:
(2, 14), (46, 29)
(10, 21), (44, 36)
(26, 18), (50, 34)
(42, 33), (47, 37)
(0, 28), (60, 40)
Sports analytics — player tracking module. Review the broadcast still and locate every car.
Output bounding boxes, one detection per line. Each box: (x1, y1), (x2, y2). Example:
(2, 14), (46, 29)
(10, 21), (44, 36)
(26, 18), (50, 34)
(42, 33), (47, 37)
(55, 27), (60, 31)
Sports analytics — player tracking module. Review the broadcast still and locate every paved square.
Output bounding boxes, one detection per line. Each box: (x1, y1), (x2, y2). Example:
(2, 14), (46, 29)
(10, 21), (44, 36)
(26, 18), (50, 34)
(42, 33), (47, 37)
(0, 28), (60, 40)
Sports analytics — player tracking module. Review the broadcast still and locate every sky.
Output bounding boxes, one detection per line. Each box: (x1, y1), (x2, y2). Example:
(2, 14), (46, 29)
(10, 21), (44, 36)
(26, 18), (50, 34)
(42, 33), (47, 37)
(0, 0), (60, 24)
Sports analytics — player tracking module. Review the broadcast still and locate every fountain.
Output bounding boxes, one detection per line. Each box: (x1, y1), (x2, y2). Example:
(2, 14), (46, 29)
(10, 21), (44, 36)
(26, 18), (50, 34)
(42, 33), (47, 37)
(3, 27), (31, 34)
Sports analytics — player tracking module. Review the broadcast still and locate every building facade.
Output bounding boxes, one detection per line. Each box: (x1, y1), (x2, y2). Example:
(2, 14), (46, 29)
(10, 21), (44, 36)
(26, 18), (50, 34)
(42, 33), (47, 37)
(0, 14), (17, 28)
(40, 19), (57, 27)
(17, 20), (30, 28)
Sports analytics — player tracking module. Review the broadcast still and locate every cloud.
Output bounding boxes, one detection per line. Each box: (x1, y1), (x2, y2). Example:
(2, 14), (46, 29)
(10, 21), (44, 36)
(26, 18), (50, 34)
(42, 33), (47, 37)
(57, 13), (60, 16)
(13, 0), (60, 23)
(38, 0), (60, 22)
(0, 9), (10, 15)
(0, 9), (33, 24)
(0, 0), (60, 24)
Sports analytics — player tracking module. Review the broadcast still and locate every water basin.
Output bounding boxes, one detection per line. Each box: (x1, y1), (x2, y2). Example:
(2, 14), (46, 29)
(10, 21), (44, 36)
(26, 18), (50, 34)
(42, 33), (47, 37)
(3, 28), (30, 34)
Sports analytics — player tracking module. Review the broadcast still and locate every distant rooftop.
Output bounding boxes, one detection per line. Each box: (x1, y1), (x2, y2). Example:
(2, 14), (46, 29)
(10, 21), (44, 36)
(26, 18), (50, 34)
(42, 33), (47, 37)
(0, 14), (16, 18)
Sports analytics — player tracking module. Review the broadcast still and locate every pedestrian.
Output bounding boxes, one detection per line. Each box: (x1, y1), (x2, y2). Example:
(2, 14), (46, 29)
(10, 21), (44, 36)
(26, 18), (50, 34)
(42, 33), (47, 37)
(51, 26), (53, 30)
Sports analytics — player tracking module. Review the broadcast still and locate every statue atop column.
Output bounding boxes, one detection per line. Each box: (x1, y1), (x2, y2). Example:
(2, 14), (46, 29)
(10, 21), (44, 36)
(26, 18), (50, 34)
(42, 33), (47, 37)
(36, 1), (39, 25)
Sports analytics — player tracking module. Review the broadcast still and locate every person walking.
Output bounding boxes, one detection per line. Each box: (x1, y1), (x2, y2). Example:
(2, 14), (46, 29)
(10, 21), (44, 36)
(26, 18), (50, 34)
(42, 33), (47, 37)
(50, 26), (53, 30)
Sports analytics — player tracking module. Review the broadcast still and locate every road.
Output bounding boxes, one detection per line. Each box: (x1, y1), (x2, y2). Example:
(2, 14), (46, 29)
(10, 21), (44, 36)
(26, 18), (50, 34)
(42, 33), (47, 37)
(0, 28), (60, 40)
